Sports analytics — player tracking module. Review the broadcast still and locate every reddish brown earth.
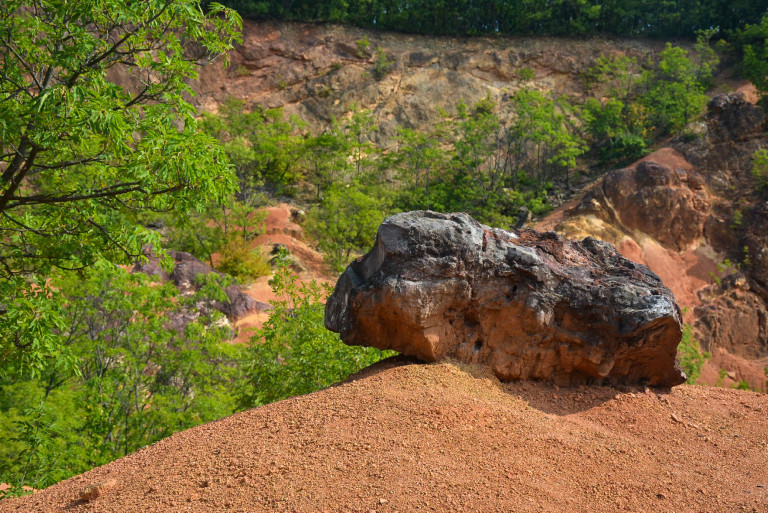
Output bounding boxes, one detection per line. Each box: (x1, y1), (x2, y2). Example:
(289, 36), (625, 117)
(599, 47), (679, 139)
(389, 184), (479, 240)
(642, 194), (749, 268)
(2, 358), (766, 513)
(230, 203), (333, 343)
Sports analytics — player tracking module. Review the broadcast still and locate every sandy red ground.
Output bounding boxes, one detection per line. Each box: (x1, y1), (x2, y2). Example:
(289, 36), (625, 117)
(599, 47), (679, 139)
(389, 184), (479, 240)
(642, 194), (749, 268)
(3, 358), (766, 512)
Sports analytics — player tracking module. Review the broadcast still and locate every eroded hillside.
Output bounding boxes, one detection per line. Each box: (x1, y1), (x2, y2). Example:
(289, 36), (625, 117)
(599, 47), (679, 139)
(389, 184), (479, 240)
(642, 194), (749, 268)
(189, 20), (677, 143)
(185, 21), (767, 391)
(539, 93), (768, 391)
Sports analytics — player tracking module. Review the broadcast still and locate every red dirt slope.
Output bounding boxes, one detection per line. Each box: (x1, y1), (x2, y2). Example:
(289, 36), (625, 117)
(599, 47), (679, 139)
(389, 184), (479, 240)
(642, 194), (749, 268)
(3, 358), (766, 512)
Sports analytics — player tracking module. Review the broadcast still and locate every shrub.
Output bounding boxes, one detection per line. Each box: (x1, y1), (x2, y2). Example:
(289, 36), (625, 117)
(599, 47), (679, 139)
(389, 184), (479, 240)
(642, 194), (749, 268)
(518, 67), (535, 81)
(373, 46), (395, 79)
(355, 36), (370, 58)
(677, 324), (710, 384)
(751, 148), (768, 191)
(217, 240), (271, 281)
(238, 251), (394, 407)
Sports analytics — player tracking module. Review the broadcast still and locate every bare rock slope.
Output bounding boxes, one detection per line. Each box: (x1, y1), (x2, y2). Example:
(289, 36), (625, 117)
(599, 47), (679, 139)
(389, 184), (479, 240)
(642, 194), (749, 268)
(326, 211), (685, 387)
(2, 358), (766, 512)
(190, 20), (673, 144)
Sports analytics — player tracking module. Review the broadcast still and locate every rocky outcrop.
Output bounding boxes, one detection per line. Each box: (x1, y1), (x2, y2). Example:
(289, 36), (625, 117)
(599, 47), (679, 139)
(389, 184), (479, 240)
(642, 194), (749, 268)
(326, 211), (686, 387)
(706, 92), (767, 143)
(695, 276), (768, 359)
(190, 21), (672, 145)
(543, 94), (768, 390)
(133, 249), (270, 319)
(570, 160), (710, 251)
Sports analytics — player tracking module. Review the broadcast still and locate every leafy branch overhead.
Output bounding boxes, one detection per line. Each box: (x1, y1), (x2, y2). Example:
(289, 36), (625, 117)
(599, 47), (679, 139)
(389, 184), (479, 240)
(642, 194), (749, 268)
(0, 0), (241, 277)
(0, 0), (242, 375)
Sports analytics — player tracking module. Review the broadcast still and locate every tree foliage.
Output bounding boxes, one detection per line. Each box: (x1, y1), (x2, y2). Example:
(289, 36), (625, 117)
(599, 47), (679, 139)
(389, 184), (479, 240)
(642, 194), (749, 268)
(736, 13), (768, 100)
(238, 251), (393, 408)
(217, 0), (768, 39)
(0, 0), (242, 375)
(306, 182), (387, 272)
(0, 264), (241, 495)
(201, 97), (306, 199)
(581, 43), (715, 164)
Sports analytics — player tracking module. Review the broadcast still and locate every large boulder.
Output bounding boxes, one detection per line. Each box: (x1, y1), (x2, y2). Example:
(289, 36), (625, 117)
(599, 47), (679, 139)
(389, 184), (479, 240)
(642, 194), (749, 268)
(326, 211), (686, 387)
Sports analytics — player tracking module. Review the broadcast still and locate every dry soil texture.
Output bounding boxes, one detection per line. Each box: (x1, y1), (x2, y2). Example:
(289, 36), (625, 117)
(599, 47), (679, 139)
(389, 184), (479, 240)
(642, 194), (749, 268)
(2, 358), (766, 513)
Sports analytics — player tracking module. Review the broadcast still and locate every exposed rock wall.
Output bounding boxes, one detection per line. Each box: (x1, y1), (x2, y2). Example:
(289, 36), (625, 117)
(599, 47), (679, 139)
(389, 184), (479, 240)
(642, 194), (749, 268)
(543, 93), (768, 391)
(190, 21), (672, 145)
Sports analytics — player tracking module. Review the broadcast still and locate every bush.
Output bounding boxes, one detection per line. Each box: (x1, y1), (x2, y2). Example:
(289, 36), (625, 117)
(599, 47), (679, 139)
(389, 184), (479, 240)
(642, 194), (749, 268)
(751, 148), (768, 191)
(238, 251), (394, 407)
(306, 182), (386, 272)
(217, 240), (271, 281)
(373, 46), (395, 79)
(677, 324), (710, 384)
(355, 36), (370, 58)
(733, 381), (752, 391)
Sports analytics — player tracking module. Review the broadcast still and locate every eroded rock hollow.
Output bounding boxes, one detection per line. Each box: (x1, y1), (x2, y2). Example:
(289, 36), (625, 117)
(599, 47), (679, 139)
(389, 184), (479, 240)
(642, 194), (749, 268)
(325, 211), (686, 387)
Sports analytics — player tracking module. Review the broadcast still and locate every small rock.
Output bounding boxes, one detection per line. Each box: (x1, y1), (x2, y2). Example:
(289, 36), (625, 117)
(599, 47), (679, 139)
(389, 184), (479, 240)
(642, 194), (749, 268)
(79, 479), (117, 502)
(670, 413), (684, 424)
(379, 498), (388, 504)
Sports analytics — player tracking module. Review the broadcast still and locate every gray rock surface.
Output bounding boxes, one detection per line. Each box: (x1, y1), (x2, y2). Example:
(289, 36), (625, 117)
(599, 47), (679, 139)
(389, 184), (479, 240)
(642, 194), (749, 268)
(326, 211), (686, 387)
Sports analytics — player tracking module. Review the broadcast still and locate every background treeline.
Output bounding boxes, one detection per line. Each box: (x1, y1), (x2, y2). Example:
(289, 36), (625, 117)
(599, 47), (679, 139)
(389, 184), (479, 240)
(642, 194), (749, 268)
(216, 0), (767, 39)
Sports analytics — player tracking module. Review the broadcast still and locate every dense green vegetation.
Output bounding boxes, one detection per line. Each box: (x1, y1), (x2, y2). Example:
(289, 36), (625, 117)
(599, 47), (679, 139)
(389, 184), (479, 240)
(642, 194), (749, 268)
(0, 0), (241, 375)
(0, 264), (239, 493)
(677, 324), (710, 384)
(0, 259), (387, 495)
(0, 0), (384, 497)
(239, 251), (392, 407)
(197, 39), (717, 270)
(217, 0), (767, 39)
(733, 12), (768, 100)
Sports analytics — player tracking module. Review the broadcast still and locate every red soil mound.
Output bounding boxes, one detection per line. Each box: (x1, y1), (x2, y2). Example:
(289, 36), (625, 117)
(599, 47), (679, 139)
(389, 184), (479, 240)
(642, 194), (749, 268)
(3, 358), (766, 512)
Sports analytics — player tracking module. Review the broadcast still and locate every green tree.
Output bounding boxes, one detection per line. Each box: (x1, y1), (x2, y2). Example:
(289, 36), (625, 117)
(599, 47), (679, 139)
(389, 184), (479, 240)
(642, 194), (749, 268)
(392, 126), (447, 211)
(202, 97), (306, 199)
(638, 44), (712, 135)
(238, 250), (393, 408)
(344, 107), (378, 176)
(0, 263), (241, 493)
(0, 0), (242, 375)
(736, 13), (768, 100)
(302, 122), (353, 201)
(306, 182), (386, 271)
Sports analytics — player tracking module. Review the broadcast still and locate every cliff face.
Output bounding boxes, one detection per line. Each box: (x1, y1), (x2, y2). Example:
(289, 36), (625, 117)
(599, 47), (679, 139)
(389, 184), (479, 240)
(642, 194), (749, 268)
(191, 20), (672, 144)
(542, 94), (768, 391)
